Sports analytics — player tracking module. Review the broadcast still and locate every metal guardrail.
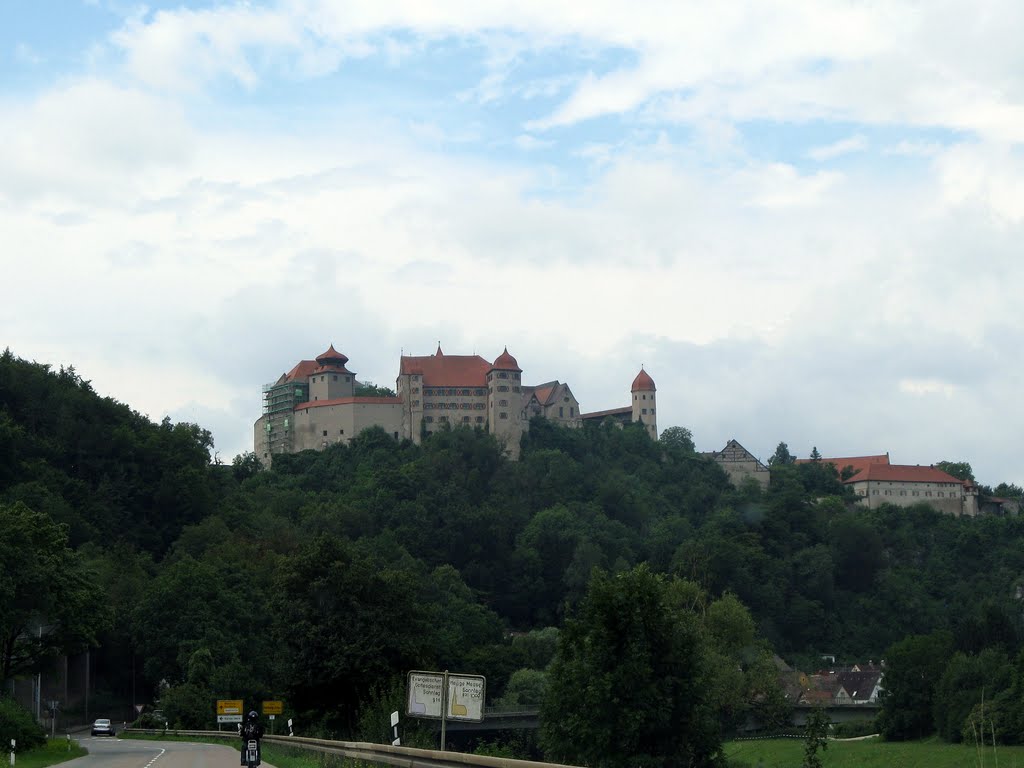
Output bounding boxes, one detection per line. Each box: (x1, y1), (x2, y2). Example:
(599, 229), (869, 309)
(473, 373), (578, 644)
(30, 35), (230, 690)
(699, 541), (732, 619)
(124, 729), (583, 768)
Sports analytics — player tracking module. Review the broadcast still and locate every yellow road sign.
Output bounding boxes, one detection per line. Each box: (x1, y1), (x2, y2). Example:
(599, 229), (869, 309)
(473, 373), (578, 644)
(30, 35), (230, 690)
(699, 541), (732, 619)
(262, 701), (283, 715)
(217, 699), (244, 715)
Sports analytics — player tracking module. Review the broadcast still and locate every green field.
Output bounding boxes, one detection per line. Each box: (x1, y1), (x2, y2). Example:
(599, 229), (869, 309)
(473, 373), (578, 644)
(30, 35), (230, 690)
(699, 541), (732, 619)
(725, 736), (1024, 768)
(13, 738), (88, 768)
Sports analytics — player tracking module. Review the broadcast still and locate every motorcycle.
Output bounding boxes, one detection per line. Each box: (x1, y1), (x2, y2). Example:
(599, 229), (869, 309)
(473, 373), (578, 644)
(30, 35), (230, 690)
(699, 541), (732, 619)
(245, 739), (260, 768)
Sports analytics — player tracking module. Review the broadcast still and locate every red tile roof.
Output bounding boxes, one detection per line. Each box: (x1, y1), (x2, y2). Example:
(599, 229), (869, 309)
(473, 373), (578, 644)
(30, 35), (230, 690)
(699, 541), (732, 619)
(492, 347), (522, 372)
(529, 382), (558, 406)
(295, 396), (402, 411)
(285, 359), (319, 381)
(316, 344), (349, 365)
(844, 463), (965, 485)
(795, 454), (889, 479)
(399, 353), (493, 386)
(631, 367), (656, 392)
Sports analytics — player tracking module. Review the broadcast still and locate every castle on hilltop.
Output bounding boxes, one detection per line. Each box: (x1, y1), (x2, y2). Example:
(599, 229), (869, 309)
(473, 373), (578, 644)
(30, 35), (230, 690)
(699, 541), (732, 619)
(254, 344), (657, 465)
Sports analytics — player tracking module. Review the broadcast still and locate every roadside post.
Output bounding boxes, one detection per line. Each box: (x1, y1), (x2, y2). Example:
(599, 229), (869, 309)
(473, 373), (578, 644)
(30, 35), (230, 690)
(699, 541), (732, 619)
(66, 734), (71, 752)
(390, 710), (400, 746)
(216, 700), (244, 732)
(287, 718), (294, 737)
(262, 701), (283, 735)
(10, 738), (15, 766)
(406, 670), (485, 752)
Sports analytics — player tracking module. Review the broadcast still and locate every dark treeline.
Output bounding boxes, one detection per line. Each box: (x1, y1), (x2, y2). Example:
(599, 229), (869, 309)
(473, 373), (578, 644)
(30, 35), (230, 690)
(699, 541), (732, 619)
(4, 349), (1024, 759)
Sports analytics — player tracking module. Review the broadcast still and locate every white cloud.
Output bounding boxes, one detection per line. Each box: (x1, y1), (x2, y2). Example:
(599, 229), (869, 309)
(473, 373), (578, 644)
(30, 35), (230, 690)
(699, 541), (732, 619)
(808, 134), (868, 161)
(3, 2), (1024, 487)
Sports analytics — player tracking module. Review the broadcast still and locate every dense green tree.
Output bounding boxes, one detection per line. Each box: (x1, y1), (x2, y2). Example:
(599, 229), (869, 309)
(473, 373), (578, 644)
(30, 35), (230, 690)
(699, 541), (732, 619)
(878, 631), (954, 740)
(0, 502), (110, 685)
(935, 460), (975, 483)
(660, 426), (696, 454)
(768, 442), (795, 467)
(541, 566), (721, 768)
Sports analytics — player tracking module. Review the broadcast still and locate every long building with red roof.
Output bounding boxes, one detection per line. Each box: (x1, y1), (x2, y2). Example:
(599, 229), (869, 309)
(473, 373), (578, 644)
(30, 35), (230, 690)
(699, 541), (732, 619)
(795, 452), (978, 516)
(255, 344), (657, 464)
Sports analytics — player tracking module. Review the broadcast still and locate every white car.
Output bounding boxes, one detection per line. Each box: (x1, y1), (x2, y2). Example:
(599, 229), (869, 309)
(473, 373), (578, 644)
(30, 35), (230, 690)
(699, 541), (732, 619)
(91, 718), (116, 737)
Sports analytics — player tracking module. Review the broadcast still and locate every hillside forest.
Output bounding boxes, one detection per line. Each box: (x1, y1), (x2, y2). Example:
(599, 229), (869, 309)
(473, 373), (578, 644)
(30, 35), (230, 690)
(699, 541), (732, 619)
(3, 348), (1024, 766)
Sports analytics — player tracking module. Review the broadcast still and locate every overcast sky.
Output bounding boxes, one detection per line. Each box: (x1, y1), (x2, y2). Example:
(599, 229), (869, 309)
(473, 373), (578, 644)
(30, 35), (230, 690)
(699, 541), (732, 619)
(3, 1), (1022, 487)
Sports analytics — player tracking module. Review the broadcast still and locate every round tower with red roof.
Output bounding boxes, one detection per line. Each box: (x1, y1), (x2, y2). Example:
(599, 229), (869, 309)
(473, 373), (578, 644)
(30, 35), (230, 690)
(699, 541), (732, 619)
(631, 367), (657, 439)
(308, 344), (356, 402)
(487, 347), (525, 458)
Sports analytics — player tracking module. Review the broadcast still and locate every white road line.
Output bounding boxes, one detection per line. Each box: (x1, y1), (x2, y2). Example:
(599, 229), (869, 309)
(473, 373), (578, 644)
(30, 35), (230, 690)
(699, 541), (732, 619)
(143, 747), (165, 767)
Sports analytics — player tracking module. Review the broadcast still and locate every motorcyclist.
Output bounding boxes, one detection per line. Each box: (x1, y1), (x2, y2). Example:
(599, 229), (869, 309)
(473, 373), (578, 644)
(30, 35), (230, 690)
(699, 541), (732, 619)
(240, 710), (265, 766)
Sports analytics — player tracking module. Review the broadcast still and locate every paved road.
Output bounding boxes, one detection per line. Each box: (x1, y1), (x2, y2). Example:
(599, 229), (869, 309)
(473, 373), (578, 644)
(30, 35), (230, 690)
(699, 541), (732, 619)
(60, 735), (277, 768)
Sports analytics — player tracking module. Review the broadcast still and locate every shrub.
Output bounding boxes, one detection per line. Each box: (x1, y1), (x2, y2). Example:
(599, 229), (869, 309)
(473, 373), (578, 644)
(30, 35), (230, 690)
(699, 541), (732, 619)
(832, 718), (878, 738)
(0, 697), (47, 751)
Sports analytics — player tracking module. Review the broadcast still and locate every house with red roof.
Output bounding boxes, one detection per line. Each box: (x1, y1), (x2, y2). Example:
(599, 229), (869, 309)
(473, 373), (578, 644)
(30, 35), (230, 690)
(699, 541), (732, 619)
(255, 344), (656, 464)
(844, 462), (978, 516)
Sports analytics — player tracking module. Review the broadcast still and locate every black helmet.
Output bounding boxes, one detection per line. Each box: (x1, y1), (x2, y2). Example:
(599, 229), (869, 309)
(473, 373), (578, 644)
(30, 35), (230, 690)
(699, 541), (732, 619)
(248, 711), (258, 721)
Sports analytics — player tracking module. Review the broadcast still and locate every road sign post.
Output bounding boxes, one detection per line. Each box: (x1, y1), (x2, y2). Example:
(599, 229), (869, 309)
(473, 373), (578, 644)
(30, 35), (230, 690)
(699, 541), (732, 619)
(406, 670), (485, 751)
(216, 700), (244, 729)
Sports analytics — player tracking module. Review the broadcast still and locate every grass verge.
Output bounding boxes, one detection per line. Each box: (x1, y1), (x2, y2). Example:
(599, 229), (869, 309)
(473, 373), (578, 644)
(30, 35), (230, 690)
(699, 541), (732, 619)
(725, 735), (1024, 768)
(13, 738), (88, 768)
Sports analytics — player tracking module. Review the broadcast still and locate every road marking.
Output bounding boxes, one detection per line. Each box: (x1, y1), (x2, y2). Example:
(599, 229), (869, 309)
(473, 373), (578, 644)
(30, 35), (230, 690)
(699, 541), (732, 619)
(143, 747), (165, 767)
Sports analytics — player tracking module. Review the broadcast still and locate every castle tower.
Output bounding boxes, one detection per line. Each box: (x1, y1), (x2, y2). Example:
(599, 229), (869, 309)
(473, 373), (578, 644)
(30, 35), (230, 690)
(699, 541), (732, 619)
(307, 344), (356, 402)
(631, 367), (657, 439)
(487, 347), (525, 457)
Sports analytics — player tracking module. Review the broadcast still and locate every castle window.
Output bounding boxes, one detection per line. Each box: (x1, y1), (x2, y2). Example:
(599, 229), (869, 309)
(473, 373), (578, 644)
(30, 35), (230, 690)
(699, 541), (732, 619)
(498, 385), (509, 392)
(460, 388), (471, 396)
(926, 491), (932, 497)
(559, 406), (564, 417)
(340, 429), (344, 434)
(500, 412), (508, 419)
(514, 373), (520, 380)
(323, 430), (328, 436)
(474, 403), (485, 410)
(425, 416), (434, 423)
(412, 400), (420, 407)
(938, 492), (944, 497)
(651, 409), (655, 415)
(634, 395), (637, 401)
(884, 490), (891, 496)
(475, 388), (485, 396)
(449, 402), (458, 410)
(412, 387), (419, 394)
(446, 388), (455, 396)
(570, 407), (574, 416)
(500, 399), (508, 407)
(346, 376), (350, 382)
(512, 386), (520, 392)
(463, 416), (471, 422)
(333, 375), (338, 381)
(498, 372), (508, 379)
(642, 394), (646, 400)
(642, 408), (648, 415)
(872, 490), (879, 495)
(439, 416), (448, 422)
(475, 416), (484, 423)
(394, 432), (399, 439)
(913, 491), (919, 496)
(900, 490), (906, 496)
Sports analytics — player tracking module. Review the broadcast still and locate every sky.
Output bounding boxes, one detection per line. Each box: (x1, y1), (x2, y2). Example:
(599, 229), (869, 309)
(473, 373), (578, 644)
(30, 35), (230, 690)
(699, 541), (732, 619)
(2, 1), (1022, 487)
